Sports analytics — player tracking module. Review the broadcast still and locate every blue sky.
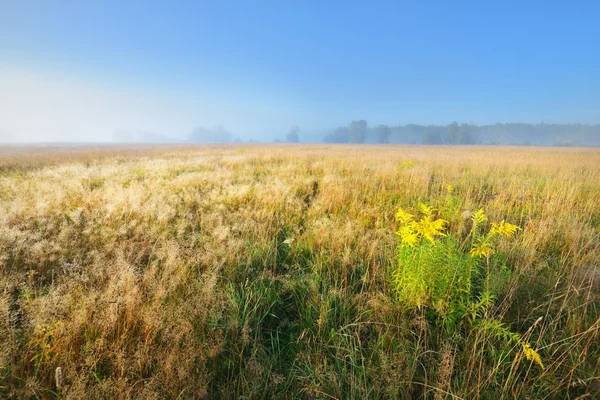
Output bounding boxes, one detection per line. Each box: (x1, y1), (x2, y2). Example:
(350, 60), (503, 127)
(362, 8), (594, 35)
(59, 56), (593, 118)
(1, 1), (599, 141)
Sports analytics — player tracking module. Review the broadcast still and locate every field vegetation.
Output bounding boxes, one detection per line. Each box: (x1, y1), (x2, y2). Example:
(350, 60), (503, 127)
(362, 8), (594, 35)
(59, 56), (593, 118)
(1, 145), (599, 398)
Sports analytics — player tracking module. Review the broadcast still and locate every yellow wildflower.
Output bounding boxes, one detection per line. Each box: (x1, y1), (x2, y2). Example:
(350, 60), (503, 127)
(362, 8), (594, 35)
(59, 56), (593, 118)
(415, 215), (447, 244)
(522, 342), (544, 369)
(470, 242), (495, 258)
(395, 224), (418, 245)
(395, 208), (414, 223)
(418, 202), (435, 217)
(471, 209), (488, 225)
(490, 220), (521, 238)
(401, 231), (419, 247)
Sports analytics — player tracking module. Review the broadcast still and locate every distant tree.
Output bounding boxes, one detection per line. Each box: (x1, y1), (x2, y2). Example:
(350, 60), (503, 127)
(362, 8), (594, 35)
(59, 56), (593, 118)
(422, 130), (443, 144)
(445, 122), (459, 144)
(189, 127), (213, 143)
(286, 125), (299, 143)
(349, 120), (368, 143)
(373, 124), (391, 144)
(459, 123), (478, 144)
(400, 124), (427, 144)
(445, 122), (476, 144)
(324, 126), (350, 143)
(212, 125), (233, 142)
(189, 125), (232, 143)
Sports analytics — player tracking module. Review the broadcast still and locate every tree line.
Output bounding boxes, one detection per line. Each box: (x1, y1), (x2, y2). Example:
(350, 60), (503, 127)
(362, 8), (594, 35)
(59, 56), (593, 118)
(323, 121), (600, 146)
(134, 121), (599, 146)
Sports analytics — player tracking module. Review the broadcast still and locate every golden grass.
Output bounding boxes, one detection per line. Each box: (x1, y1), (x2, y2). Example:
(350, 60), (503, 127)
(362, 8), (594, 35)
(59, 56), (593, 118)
(1, 144), (599, 398)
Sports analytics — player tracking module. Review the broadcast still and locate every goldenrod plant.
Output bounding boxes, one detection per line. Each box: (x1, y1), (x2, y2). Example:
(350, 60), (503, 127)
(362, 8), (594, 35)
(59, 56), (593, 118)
(393, 204), (544, 369)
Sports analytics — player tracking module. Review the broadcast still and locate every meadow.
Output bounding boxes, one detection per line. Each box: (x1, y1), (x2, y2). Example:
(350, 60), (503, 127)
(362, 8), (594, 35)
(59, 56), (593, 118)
(0, 144), (599, 399)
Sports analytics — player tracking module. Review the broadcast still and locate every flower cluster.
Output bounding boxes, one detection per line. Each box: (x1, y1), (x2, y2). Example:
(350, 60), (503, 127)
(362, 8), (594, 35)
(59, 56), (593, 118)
(395, 203), (448, 247)
(469, 209), (522, 258)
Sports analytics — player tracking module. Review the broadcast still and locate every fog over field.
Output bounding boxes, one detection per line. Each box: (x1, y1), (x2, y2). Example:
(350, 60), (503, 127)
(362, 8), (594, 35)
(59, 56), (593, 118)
(1, 66), (599, 146)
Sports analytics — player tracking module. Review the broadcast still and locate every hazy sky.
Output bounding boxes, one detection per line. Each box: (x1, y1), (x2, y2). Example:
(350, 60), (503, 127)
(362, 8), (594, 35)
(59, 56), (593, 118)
(1, 1), (599, 142)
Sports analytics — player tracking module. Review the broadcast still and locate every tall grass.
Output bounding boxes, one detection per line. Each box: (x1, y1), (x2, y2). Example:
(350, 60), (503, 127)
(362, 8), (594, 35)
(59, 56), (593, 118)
(0, 145), (599, 398)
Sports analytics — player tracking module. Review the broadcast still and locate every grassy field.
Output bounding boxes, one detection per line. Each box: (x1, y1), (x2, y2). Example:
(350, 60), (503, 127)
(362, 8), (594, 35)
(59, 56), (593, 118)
(1, 145), (599, 399)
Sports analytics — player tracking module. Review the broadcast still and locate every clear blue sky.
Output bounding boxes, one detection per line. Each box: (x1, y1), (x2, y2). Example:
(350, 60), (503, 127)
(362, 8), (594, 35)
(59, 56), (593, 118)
(0, 1), (599, 141)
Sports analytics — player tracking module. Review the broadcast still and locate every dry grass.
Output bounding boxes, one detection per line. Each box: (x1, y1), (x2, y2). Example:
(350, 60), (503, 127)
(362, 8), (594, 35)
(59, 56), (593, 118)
(1, 144), (599, 398)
